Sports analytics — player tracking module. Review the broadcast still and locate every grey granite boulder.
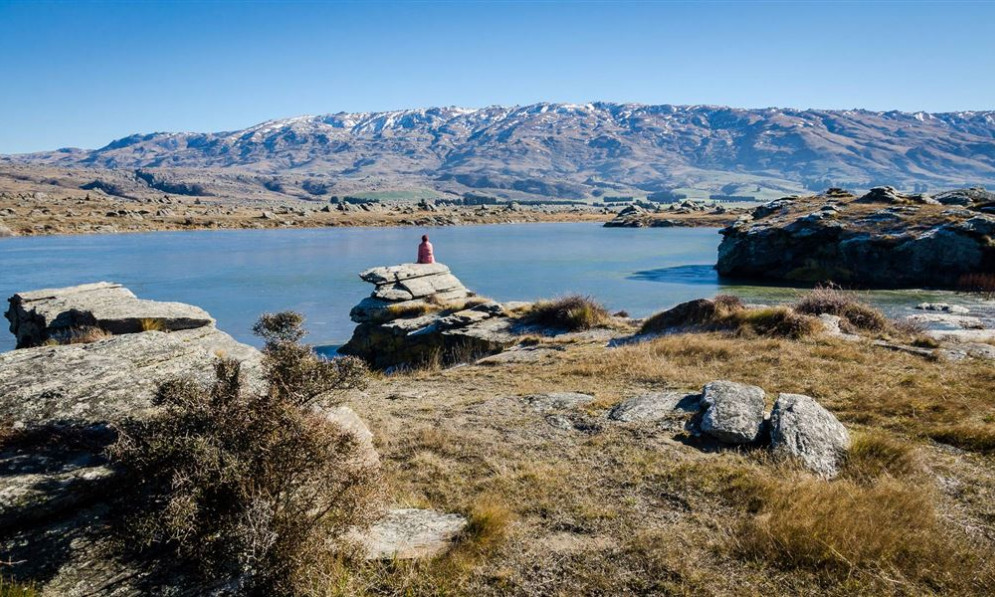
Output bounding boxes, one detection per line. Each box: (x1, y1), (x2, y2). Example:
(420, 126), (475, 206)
(769, 393), (850, 478)
(354, 508), (468, 560)
(699, 381), (766, 444)
(6, 282), (214, 348)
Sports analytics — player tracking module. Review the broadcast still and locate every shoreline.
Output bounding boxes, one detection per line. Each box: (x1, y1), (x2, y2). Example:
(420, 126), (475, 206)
(0, 192), (741, 238)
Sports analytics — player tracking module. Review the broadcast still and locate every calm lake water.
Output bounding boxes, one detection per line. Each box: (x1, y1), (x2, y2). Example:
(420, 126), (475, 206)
(0, 223), (986, 353)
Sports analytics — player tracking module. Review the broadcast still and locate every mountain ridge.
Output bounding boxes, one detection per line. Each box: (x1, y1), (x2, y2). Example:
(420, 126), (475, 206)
(6, 102), (995, 200)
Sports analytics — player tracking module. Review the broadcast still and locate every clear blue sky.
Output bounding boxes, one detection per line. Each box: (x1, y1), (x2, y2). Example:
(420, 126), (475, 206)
(1, 0), (993, 154)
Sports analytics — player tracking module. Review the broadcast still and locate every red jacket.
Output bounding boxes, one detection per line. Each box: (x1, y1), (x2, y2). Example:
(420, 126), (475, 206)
(417, 241), (435, 264)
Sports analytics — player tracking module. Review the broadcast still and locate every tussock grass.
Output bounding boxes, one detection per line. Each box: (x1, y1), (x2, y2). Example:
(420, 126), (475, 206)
(523, 295), (612, 332)
(640, 296), (821, 339)
(929, 424), (995, 454)
(733, 476), (989, 590)
(0, 579), (37, 597)
(139, 317), (165, 332)
(794, 284), (888, 332)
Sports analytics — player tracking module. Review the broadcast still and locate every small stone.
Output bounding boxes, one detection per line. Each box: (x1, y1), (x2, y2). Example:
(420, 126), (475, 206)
(522, 392), (595, 411)
(608, 391), (699, 422)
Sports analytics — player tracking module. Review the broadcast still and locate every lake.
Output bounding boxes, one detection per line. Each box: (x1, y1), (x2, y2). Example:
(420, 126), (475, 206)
(0, 223), (986, 353)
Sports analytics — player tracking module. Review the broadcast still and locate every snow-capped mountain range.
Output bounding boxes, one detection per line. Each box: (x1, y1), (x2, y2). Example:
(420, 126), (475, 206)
(6, 103), (995, 199)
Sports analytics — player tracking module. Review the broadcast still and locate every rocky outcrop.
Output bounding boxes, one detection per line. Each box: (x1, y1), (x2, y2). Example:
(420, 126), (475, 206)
(6, 281), (214, 348)
(340, 263), (522, 369)
(717, 188), (995, 287)
(769, 393), (850, 478)
(699, 381), (766, 444)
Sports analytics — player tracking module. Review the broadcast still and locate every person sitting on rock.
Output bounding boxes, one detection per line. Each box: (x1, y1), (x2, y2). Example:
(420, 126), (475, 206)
(417, 234), (435, 264)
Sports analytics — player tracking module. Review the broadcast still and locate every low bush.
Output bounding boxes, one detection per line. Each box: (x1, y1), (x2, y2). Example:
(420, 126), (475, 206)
(110, 312), (379, 593)
(794, 284), (888, 332)
(524, 295), (611, 332)
(639, 295), (744, 334)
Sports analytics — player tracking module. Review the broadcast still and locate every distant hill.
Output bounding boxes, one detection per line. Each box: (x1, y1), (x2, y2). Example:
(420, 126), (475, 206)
(5, 103), (995, 201)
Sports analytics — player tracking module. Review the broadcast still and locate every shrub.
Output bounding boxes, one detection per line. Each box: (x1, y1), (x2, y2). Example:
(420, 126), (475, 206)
(524, 295), (611, 332)
(794, 284), (888, 332)
(110, 312), (379, 593)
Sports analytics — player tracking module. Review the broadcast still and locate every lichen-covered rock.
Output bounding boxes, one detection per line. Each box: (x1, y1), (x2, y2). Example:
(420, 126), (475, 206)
(6, 281), (214, 348)
(699, 381), (766, 444)
(769, 393), (850, 478)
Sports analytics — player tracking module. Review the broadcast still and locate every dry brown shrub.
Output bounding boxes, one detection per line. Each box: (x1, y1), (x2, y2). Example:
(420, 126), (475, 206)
(110, 312), (379, 593)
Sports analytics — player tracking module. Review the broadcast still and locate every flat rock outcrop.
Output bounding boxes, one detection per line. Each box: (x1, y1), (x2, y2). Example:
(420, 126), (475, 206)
(340, 263), (521, 369)
(6, 281), (214, 348)
(769, 393), (850, 478)
(716, 188), (995, 287)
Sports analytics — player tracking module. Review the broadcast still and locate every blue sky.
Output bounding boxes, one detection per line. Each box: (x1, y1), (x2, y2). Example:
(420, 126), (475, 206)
(1, 0), (993, 153)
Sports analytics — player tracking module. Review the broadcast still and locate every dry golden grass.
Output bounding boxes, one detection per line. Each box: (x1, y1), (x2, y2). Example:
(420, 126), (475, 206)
(321, 327), (995, 596)
(139, 317), (165, 332)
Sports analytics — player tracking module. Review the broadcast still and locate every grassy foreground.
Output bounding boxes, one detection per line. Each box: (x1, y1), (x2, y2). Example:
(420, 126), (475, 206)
(325, 326), (995, 595)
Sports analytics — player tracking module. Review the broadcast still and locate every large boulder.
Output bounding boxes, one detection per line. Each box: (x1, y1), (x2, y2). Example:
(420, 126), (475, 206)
(699, 381), (766, 444)
(6, 282), (214, 348)
(769, 393), (850, 478)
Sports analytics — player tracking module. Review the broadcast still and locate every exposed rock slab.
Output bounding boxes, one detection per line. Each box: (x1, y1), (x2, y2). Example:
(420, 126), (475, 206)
(699, 381), (766, 444)
(522, 392), (595, 411)
(608, 391), (699, 423)
(769, 393), (850, 478)
(6, 282), (214, 348)
(356, 508), (468, 560)
(0, 326), (262, 425)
